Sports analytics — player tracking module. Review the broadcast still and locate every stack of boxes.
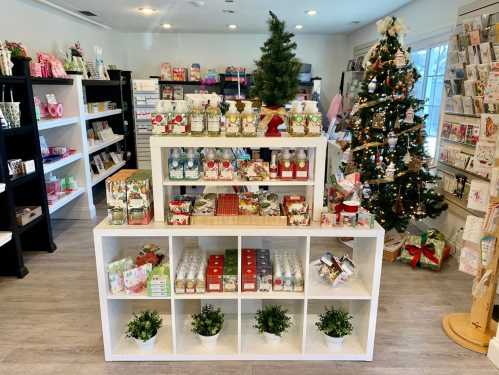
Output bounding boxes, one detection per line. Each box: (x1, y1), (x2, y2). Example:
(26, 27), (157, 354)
(256, 249), (272, 292)
(242, 249), (257, 292)
(206, 255), (224, 292)
(105, 169), (153, 225)
(223, 249), (238, 292)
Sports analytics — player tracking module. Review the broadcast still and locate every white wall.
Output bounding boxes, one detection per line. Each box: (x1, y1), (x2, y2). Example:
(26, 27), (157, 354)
(1, 0), (125, 68)
(348, 0), (470, 50)
(121, 32), (349, 108)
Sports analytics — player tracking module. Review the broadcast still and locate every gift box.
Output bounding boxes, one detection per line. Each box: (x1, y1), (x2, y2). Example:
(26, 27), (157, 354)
(400, 232), (446, 270)
(126, 170), (153, 224)
(242, 266), (257, 292)
(206, 265), (223, 292)
(106, 169), (136, 225)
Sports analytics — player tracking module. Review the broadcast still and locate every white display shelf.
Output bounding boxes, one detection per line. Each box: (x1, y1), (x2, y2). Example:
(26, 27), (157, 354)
(88, 135), (124, 154)
(0, 183), (5, 193)
(84, 109), (122, 121)
(163, 177), (314, 187)
(93, 219), (384, 361)
(43, 152), (82, 174)
(38, 116), (80, 131)
(0, 231), (12, 247)
(107, 291), (171, 300)
(92, 161), (126, 186)
(150, 135), (327, 222)
(48, 187), (85, 214)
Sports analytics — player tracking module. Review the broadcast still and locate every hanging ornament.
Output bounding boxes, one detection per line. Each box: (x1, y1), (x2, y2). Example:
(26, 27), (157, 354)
(394, 116), (400, 129)
(351, 103), (360, 116)
(394, 49), (407, 68)
(417, 130), (424, 145)
(404, 107), (415, 124)
(372, 111), (385, 129)
(408, 156), (422, 172)
(362, 182), (372, 199)
(387, 131), (398, 150)
(393, 193), (404, 215)
(414, 202), (426, 219)
(375, 149), (383, 169)
(385, 161), (396, 180)
(368, 77), (377, 93)
(403, 151), (412, 165)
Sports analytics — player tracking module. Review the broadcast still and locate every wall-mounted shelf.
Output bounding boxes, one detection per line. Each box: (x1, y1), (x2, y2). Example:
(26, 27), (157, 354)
(48, 187), (85, 215)
(31, 77), (74, 85)
(92, 161), (127, 186)
(84, 109), (122, 121)
(43, 153), (82, 174)
(38, 116), (80, 131)
(88, 135), (124, 154)
(82, 79), (121, 87)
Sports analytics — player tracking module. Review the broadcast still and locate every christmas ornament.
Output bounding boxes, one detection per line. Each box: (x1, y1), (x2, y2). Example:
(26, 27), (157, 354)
(372, 111), (385, 129)
(362, 182), (372, 199)
(368, 77), (377, 93)
(394, 116), (400, 129)
(404, 107), (415, 123)
(393, 193), (404, 214)
(394, 49), (407, 68)
(385, 161), (396, 179)
(351, 103), (360, 116)
(408, 157), (422, 172)
(403, 151), (412, 165)
(415, 201), (426, 219)
(387, 131), (398, 150)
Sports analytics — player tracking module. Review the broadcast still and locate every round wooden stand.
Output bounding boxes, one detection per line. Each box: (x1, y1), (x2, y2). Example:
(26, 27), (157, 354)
(442, 313), (496, 353)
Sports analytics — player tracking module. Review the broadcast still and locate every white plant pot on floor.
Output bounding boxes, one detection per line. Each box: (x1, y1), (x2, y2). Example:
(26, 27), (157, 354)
(323, 333), (345, 350)
(263, 332), (281, 344)
(133, 334), (157, 351)
(197, 332), (220, 348)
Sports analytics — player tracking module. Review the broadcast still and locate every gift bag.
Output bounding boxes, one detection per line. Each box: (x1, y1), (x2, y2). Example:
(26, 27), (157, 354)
(0, 86), (20, 128)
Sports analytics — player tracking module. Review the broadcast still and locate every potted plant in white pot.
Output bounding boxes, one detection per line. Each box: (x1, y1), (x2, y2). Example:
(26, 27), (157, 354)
(126, 310), (162, 351)
(315, 306), (353, 350)
(254, 304), (292, 344)
(191, 304), (224, 348)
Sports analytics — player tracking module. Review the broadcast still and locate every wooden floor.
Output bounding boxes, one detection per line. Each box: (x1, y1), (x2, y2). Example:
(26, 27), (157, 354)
(0, 209), (498, 374)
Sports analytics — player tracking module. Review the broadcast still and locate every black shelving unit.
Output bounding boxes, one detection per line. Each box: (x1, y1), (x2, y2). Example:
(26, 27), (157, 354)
(0, 60), (56, 278)
(114, 70), (137, 168)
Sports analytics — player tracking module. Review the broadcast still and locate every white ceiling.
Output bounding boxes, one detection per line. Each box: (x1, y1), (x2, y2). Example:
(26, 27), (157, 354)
(45, 0), (412, 34)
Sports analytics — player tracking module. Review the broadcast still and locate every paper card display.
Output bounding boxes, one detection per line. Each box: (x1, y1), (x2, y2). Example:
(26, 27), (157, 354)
(466, 64), (479, 80)
(463, 215), (484, 244)
(468, 45), (481, 65)
(467, 180), (490, 212)
(459, 246), (480, 276)
(480, 113), (499, 142)
(470, 30), (481, 46)
(480, 42), (492, 64)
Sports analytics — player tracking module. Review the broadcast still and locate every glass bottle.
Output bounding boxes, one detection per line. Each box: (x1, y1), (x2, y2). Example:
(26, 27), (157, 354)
(269, 151), (278, 180)
(289, 101), (306, 136)
(184, 148), (200, 180)
(203, 148), (219, 180)
(241, 100), (257, 137)
(225, 101), (241, 137)
(190, 99), (205, 136)
(171, 100), (190, 136)
(168, 148), (184, 180)
(219, 148), (234, 180)
(304, 100), (322, 136)
(278, 148), (294, 180)
(206, 100), (221, 137)
(294, 148), (309, 180)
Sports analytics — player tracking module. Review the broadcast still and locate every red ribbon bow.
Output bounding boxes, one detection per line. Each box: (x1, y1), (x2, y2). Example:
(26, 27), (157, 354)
(405, 243), (439, 269)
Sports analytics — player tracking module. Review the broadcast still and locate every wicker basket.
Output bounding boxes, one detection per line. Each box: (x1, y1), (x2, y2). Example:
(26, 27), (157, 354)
(191, 215), (287, 226)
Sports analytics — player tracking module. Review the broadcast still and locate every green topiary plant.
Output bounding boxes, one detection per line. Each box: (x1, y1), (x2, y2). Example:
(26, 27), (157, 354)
(315, 306), (353, 338)
(191, 304), (224, 337)
(126, 310), (162, 342)
(254, 304), (292, 337)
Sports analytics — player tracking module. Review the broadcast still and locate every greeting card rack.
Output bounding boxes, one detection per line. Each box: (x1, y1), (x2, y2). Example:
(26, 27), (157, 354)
(0, 60), (57, 278)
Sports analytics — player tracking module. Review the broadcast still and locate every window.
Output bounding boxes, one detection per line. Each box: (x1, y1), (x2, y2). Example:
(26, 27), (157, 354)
(411, 43), (448, 159)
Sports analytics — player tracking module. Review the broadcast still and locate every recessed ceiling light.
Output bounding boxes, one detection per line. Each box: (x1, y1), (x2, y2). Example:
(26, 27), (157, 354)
(295, 24), (303, 30)
(306, 9), (317, 16)
(223, 9), (235, 14)
(189, 1), (205, 7)
(228, 24), (237, 29)
(351, 20), (360, 25)
(162, 23), (172, 29)
(138, 7), (158, 15)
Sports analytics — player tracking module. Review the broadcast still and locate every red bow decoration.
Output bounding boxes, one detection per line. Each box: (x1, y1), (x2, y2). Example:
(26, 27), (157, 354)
(405, 243), (439, 269)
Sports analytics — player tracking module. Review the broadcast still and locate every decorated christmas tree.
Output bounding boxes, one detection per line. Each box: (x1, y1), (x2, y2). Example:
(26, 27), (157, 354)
(252, 11), (301, 136)
(347, 16), (447, 232)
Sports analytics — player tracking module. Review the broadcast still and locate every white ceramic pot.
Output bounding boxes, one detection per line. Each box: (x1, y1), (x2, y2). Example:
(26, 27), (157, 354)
(197, 332), (220, 348)
(323, 333), (345, 350)
(263, 331), (281, 344)
(134, 334), (157, 351)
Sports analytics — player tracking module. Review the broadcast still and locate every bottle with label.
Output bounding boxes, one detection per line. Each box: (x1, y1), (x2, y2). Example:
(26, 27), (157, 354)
(171, 100), (190, 135)
(269, 151), (278, 180)
(206, 100), (221, 137)
(289, 101), (306, 136)
(225, 101), (241, 137)
(184, 148), (200, 180)
(203, 148), (219, 180)
(241, 100), (257, 137)
(278, 148), (294, 180)
(304, 100), (322, 136)
(219, 148), (234, 180)
(190, 99), (205, 136)
(152, 100), (173, 135)
(168, 148), (184, 180)
(294, 148), (309, 180)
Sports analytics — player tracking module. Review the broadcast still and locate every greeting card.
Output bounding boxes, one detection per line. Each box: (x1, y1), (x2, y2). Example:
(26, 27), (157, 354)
(467, 180), (490, 212)
(480, 42), (493, 64)
(468, 45), (481, 65)
(480, 113), (499, 142)
(470, 30), (481, 46)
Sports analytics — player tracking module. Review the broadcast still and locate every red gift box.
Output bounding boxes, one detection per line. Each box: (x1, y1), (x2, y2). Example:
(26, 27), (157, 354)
(206, 266), (223, 292)
(216, 194), (239, 216)
(208, 255), (224, 268)
(242, 266), (257, 292)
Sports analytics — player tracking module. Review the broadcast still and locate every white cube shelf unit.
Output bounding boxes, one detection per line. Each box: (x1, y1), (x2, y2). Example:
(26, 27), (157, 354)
(150, 135), (328, 222)
(93, 220), (384, 361)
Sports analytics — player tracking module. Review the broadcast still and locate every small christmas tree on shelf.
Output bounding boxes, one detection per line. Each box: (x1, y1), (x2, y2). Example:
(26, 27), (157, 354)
(252, 11), (301, 136)
(347, 16), (447, 232)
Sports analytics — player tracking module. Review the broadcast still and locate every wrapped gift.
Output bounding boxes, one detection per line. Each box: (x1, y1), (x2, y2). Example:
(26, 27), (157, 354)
(401, 232), (446, 270)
